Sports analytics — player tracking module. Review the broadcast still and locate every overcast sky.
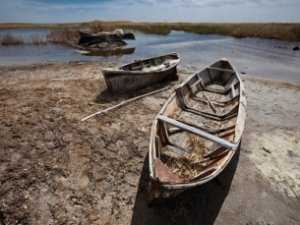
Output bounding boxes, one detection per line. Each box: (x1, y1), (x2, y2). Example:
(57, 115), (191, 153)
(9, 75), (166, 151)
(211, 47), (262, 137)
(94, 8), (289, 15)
(0, 0), (299, 23)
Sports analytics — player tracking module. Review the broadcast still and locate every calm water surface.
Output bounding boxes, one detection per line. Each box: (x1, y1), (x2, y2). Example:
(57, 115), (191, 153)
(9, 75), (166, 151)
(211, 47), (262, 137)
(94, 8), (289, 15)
(0, 29), (299, 81)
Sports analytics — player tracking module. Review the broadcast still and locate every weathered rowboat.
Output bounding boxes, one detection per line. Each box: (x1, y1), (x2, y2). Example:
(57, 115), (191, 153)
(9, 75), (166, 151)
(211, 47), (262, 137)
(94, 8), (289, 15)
(76, 46), (135, 57)
(78, 31), (132, 46)
(148, 58), (246, 200)
(102, 53), (180, 93)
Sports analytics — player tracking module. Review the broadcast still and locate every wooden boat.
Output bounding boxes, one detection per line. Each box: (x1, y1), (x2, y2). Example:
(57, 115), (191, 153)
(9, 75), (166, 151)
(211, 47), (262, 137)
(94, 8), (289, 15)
(78, 30), (134, 46)
(121, 32), (135, 40)
(102, 53), (180, 93)
(76, 46), (135, 57)
(78, 31), (127, 46)
(148, 58), (246, 199)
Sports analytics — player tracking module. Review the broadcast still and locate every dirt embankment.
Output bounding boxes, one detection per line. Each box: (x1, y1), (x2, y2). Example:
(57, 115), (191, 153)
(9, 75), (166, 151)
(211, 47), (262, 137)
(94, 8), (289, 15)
(0, 62), (299, 225)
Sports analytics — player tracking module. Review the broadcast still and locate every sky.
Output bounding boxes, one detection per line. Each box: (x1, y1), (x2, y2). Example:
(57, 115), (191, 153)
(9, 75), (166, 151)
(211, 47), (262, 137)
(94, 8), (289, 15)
(0, 0), (299, 23)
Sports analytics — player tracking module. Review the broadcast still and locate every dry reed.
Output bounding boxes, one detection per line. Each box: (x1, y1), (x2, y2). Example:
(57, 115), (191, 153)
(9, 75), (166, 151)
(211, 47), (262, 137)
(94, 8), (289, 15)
(1, 22), (300, 43)
(0, 34), (24, 45)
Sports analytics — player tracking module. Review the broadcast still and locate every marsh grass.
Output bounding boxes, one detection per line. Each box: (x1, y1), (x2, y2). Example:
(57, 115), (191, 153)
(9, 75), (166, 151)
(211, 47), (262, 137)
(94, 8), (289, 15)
(31, 34), (48, 45)
(46, 29), (80, 45)
(121, 22), (300, 41)
(0, 34), (24, 45)
(1, 22), (300, 43)
(0, 33), (49, 45)
(0, 30), (79, 46)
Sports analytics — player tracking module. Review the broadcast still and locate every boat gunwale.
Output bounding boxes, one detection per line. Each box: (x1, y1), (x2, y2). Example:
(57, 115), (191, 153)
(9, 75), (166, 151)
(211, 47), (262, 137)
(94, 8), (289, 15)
(148, 58), (246, 190)
(102, 52), (180, 77)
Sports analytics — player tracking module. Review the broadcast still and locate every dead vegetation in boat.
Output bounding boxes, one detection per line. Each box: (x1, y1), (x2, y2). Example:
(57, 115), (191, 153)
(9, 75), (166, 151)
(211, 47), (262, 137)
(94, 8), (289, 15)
(148, 58), (246, 199)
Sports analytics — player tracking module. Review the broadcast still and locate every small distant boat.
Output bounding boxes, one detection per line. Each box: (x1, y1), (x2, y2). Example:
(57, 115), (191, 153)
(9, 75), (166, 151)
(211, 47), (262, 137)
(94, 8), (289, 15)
(75, 46), (135, 57)
(78, 29), (135, 46)
(121, 32), (135, 40)
(78, 32), (127, 46)
(102, 53), (180, 93)
(148, 58), (246, 200)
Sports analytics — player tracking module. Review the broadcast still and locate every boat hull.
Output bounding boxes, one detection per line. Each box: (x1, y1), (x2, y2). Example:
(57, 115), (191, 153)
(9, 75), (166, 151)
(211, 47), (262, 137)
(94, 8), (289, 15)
(102, 53), (180, 93)
(104, 65), (178, 93)
(148, 58), (246, 200)
(76, 46), (135, 57)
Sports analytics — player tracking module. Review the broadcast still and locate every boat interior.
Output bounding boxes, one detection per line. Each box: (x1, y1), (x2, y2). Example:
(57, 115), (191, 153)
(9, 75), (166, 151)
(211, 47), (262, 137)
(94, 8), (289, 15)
(153, 60), (241, 184)
(122, 54), (180, 72)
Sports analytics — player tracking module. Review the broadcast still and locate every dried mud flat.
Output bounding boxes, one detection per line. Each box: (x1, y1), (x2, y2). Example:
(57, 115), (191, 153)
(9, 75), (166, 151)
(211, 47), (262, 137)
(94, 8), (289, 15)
(0, 62), (299, 225)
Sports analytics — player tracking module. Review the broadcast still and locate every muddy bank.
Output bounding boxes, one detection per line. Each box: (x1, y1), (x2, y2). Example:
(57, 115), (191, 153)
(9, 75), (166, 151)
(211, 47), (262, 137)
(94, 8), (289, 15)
(0, 62), (299, 225)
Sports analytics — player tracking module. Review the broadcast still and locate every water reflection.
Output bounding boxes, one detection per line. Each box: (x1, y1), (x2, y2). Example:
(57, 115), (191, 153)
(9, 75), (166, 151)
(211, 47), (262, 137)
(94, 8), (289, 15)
(0, 29), (299, 81)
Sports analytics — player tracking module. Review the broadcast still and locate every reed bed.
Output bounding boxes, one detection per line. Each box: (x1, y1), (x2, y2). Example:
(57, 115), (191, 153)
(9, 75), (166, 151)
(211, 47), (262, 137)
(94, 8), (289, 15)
(39, 22), (300, 45)
(0, 34), (24, 45)
(31, 34), (48, 45)
(46, 29), (80, 46)
(1, 22), (300, 43)
(0, 30), (79, 46)
(119, 22), (300, 41)
(0, 33), (49, 46)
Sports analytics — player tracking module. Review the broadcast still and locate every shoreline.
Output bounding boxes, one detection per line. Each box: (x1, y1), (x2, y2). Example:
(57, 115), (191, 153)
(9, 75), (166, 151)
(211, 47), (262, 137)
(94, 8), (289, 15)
(0, 62), (299, 224)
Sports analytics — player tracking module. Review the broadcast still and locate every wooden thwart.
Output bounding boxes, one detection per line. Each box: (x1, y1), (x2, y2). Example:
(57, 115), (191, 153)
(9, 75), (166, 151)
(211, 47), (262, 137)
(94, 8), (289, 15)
(157, 115), (236, 149)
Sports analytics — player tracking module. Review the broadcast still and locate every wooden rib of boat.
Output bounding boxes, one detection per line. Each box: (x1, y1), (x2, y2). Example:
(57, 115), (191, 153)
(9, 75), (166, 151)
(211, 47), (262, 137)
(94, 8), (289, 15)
(102, 53), (180, 93)
(148, 58), (246, 199)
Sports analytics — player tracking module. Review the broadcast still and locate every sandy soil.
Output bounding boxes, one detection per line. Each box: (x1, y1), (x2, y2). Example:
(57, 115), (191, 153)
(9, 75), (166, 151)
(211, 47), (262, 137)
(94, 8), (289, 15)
(0, 62), (299, 225)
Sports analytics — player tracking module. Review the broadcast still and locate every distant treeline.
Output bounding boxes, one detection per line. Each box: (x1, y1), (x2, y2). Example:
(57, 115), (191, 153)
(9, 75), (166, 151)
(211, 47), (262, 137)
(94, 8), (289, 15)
(0, 21), (300, 42)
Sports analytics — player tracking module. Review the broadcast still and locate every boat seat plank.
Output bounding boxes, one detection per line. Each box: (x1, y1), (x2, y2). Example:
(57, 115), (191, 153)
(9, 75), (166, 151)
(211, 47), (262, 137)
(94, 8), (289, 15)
(168, 120), (235, 136)
(191, 95), (239, 107)
(186, 101), (239, 119)
(157, 115), (235, 149)
(185, 107), (238, 121)
(191, 94), (239, 107)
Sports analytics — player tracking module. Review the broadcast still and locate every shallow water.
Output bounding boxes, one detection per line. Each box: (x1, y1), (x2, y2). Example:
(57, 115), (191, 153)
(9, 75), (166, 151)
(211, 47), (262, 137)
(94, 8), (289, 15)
(0, 29), (299, 81)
